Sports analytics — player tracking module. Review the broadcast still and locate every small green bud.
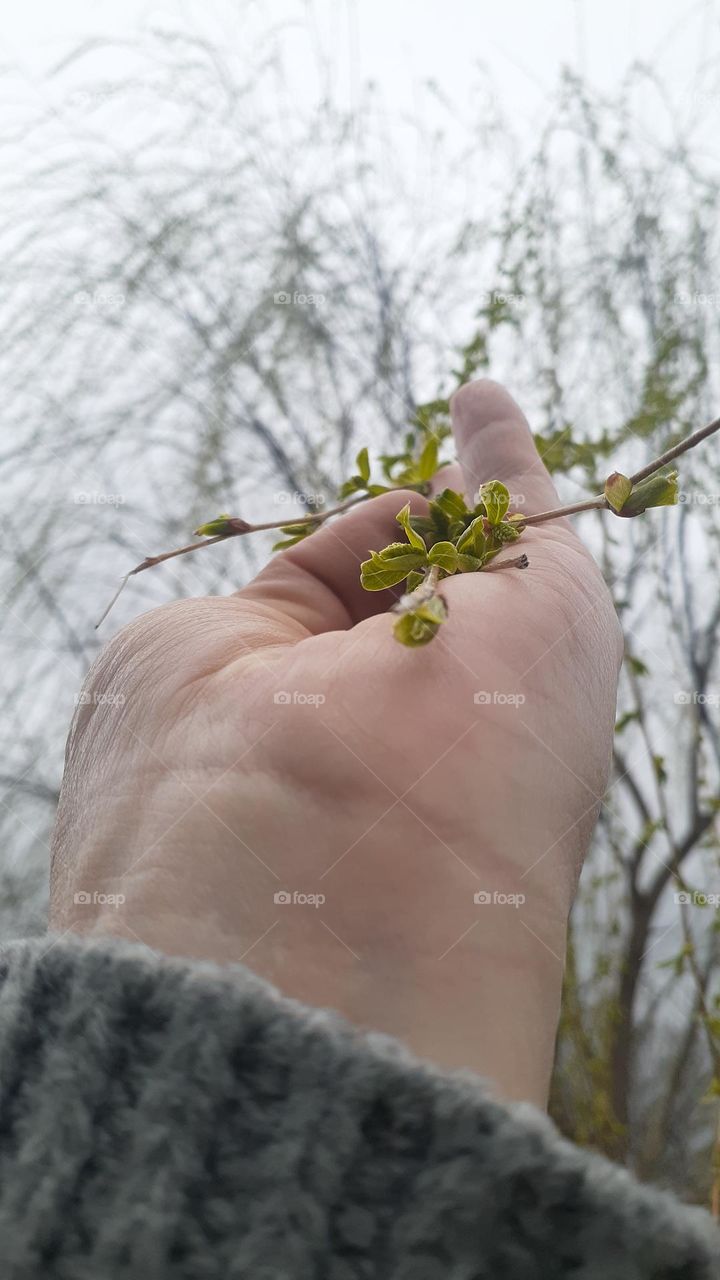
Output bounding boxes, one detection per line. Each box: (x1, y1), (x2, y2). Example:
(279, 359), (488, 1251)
(195, 514), (252, 537)
(494, 519), (522, 544)
(617, 471), (679, 517)
(393, 596), (448, 646)
(604, 471), (633, 513)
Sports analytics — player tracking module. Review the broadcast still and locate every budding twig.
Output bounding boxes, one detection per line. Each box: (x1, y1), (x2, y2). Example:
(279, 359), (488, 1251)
(628, 413), (720, 486)
(393, 564), (442, 615)
(482, 553), (530, 572)
(517, 414), (720, 529)
(95, 411), (720, 629)
(94, 494), (367, 628)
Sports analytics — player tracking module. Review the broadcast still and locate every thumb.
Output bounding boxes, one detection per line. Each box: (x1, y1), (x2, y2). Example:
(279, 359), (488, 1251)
(236, 488), (428, 634)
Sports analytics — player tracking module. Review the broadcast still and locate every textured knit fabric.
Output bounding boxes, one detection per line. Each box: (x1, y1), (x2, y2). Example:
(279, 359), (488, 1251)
(0, 935), (717, 1279)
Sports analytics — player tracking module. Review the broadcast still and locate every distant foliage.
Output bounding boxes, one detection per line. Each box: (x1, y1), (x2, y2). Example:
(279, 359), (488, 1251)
(1, 25), (718, 1201)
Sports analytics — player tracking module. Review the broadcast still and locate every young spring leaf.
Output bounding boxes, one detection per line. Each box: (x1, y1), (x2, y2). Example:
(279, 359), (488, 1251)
(433, 487), (470, 521)
(456, 552), (483, 572)
(360, 543), (427, 590)
(393, 595), (448, 647)
(604, 471), (633, 514)
(396, 502), (428, 552)
(195, 514), (236, 537)
(416, 435), (439, 482)
(456, 515), (491, 559)
(428, 541), (459, 573)
(272, 534), (308, 550)
(626, 654), (649, 677)
(355, 446), (370, 483)
(478, 480), (510, 525)
(271, 521), (319, 551)
(618, 471), (679, 517)
(405, 569), (426, 593)
(409, 512), (444, 542)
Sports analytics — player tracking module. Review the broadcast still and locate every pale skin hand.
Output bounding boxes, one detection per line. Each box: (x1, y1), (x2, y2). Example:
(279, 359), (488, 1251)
(50, 379), (622, 1107)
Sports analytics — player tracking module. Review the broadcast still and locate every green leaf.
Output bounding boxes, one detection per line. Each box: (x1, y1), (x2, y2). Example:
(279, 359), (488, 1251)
(423, 506), (450, 542)
(355, 447), (370, 483)
(456, 552), (482, 572)
(456, 515), (490, 558)
(406, 515), (437, 539)
(360, 543), (427, 590)
(478, 480), (510, 525)
(433, 488), (469, 521)
(615, 710), (640, 734)
(428, 541), (459, 573)
(639, 819), (664, 845)
(272, 533), (310, 550)
(271, 521), (318, 551)
(378, 451), (409, 482)
(416, 435), (439, 482)
(412, 399), (451, 438)
(405, 570), (425, 593)
(396, 503), (428, 552)
(618, 471), (679, 517)
(393, 596), (448, 647)
(195, 513), (234, 537)
(658, 942), (694, 976)
(626, 655), (649, 677)
(604, 471), (633, 513)
(652, 754), (667, 785)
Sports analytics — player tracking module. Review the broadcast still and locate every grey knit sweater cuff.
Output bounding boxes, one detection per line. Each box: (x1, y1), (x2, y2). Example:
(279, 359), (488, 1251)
(0, 935), (717, 1279)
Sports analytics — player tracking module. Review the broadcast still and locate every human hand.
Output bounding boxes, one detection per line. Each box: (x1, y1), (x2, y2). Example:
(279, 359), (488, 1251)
(50, 379), (622, 1105)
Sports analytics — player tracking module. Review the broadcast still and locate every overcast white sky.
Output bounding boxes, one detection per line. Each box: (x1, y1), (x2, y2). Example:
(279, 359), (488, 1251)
(3, 0), (720, 136)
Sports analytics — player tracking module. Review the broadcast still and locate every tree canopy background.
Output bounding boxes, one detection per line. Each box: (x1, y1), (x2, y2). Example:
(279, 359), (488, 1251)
(1, 6), (719, 1206)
